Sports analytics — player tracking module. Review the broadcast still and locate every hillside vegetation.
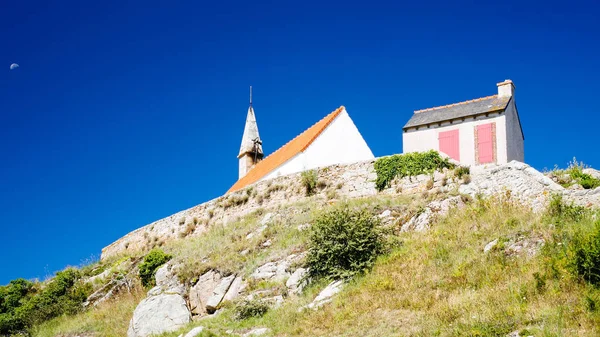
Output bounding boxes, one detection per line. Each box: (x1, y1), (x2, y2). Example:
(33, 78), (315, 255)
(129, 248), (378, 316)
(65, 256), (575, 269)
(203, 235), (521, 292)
(3, 152), (600, 337)
(25, 192), (600, 337)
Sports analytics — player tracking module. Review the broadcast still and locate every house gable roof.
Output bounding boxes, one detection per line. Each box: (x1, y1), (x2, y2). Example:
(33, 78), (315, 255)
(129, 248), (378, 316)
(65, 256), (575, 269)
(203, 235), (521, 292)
(228, 106), (345, 193)
(403, 94), (511, 130)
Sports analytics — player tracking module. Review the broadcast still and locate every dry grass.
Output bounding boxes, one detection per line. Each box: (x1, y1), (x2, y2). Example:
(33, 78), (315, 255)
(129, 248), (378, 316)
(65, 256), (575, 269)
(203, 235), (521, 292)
(32, 286), (146, 337)
(31, 194), (600, 337)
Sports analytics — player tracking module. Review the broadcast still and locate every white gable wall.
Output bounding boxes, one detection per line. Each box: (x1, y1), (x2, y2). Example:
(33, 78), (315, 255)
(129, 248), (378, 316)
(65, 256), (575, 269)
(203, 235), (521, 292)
(261, 109), (374, 181)
(402, 113), (508, 166)
(504, 99), (525, 162)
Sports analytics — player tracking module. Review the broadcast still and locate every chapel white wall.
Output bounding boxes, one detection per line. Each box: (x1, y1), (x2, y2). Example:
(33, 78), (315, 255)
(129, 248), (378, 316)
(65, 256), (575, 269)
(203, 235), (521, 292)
(261, 109), (374, 181)
(402, 114), (508, 166)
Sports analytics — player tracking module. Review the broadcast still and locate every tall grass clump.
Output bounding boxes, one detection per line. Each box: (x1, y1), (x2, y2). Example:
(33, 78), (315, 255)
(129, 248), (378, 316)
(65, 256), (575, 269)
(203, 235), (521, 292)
(301, 170), (318, 196)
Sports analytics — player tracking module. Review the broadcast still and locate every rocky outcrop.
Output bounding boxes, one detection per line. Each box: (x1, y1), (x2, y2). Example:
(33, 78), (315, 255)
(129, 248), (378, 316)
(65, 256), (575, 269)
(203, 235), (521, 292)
(102, 156), (600, 260)
(206, 275), (236, 313)
(128, 263), (191, 337)
(127, 291), (191, 337)
(188, 270), (221, 316)
(401, 196), (466, 232)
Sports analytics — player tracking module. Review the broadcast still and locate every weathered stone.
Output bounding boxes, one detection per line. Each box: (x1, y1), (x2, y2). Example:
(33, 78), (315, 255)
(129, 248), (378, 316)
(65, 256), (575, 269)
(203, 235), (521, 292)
(302, 280), (344, 311)
(155, 263), (185, 295)
(484, 239), (498, 253)
(189, 270), (221, 315)
(378, 210), (391, 218)
(183, 326), (205, 337)
(223, 276), (245, 302)
(206, 275), (236, 313)
(286, 267), (309, 295)
(128, 293), (191, 337)
(260, 213), (273, 225)
(243, 328), (270, 337)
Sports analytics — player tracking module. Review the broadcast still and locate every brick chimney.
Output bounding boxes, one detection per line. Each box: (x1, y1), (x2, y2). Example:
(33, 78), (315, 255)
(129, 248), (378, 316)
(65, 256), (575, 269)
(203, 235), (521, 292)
(497, 79), (515, 98)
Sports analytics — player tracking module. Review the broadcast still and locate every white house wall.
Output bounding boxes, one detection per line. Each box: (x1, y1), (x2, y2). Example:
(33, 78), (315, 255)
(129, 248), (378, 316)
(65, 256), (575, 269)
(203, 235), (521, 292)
(402, 114), (508, 166)
(261, 109), (374, 181)
(504, 99), (525, 162)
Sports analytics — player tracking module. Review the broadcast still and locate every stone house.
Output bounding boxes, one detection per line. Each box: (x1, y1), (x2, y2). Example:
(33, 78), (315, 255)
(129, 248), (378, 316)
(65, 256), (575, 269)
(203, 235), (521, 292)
(229, 95), (374, 193)
(402, 80), (524, 165)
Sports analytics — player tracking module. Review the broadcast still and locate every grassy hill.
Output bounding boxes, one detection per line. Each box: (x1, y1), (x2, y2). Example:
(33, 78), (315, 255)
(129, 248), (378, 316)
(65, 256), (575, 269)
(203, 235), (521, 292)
(29, 192), (600, 337)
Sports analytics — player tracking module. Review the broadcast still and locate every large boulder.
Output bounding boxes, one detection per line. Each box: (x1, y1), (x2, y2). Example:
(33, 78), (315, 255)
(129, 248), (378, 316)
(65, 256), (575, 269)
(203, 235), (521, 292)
(188, 270), (222, 315)
(206, 275), (236, 313)
(127, 292), (191, 337)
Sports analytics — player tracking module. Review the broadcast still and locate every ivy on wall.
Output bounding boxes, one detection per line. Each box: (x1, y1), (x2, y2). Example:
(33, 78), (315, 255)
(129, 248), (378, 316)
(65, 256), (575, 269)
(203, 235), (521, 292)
(374, 151), (454, 191)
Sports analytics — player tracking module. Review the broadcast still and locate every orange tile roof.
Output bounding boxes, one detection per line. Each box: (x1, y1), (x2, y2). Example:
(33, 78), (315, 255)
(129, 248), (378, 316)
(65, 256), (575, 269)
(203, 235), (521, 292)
(414, 94), (498, 113)
(228, 106), (345, 193)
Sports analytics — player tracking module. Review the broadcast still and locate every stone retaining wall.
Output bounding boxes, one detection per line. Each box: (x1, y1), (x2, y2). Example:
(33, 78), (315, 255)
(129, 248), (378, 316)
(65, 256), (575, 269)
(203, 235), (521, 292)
(101, 157), (600, 260)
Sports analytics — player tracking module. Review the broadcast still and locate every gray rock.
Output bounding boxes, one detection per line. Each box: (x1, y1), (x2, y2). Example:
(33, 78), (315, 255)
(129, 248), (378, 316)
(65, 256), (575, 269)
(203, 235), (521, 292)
(260, 213), (274, 225)
(155, 263), (185, 295)
(583, 168), (600, 180)
(127, 293), (191, 337)
(484, 239), (498, 253)
(302, 280), (344, 310)
(189, 270), (221, 315)
(206, 274), (236, 313)
(243, 327), (270, 336)
(223, 276), (245, 302)
(378, 210), (391, 218)
(183, 326), (205, 337)
(286, 268), (309, 295)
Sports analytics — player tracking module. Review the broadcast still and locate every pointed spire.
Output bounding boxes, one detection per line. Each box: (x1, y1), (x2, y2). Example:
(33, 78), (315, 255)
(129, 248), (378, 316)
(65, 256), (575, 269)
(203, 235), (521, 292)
(238, 86), (263, 158)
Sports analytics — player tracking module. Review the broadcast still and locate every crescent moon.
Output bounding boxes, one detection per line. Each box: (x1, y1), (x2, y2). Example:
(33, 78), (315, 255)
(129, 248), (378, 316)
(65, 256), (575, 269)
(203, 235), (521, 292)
(10, 63), (19, 70)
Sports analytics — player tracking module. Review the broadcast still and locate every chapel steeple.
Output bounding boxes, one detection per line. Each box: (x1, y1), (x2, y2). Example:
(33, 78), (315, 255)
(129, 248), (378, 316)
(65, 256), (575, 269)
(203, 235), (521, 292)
(238, 86), (264, 179)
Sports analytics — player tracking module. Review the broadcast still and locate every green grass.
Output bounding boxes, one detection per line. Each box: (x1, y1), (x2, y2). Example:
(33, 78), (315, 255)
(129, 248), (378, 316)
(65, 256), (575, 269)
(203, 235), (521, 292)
(32, 194), (600, 337)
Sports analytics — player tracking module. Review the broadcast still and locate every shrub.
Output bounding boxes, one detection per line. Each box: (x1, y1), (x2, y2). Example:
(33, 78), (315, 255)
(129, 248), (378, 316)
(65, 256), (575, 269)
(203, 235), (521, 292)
(139, 249), (172, 288)
(374, 151), (454, 191)
(570, 222), (600, 286)
(454, 166), (470, 179)
(307, 206), (385, 279)
(0, 268), (92, 335)
(546, 194), (586, 223)
(233, 300), (269, 320)
(301, 170), (318, 196)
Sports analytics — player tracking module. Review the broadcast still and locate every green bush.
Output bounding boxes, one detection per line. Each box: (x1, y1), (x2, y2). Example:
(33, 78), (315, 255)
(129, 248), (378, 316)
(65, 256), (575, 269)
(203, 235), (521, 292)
(546, 194), (586, 223)
(306, 206), (385, 279)
(139, 249), (172, 288)
(374, 151), (454, 191)
(233, 300), (269, 320)
(301, 170), (318, 196)
(570, 222), (600, 286)
(569, 167), (600, 189)
(0, 268), (91, 335)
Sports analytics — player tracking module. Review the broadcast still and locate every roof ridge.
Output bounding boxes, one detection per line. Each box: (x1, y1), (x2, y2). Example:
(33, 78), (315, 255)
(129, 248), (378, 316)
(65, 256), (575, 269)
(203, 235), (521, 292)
(415, 94), (498, 113)
(227, 106), (345, 193)
(256, 105), (345, 165)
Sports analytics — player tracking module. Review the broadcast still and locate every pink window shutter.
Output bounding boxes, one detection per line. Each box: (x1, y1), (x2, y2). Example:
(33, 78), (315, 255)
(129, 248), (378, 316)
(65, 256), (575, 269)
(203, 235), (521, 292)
(438, 129), (460, 161)
(477, 123), (494, 163)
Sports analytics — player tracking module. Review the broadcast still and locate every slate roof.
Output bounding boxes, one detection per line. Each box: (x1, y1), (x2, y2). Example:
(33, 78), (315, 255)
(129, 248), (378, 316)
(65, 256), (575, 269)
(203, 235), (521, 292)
(403, 95), (511, 130)
(228, 106), (345, 193)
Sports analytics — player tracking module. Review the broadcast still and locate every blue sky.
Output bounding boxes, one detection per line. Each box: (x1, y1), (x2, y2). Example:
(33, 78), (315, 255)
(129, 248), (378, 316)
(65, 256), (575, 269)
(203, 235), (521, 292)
(1, 0), (599, 284)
